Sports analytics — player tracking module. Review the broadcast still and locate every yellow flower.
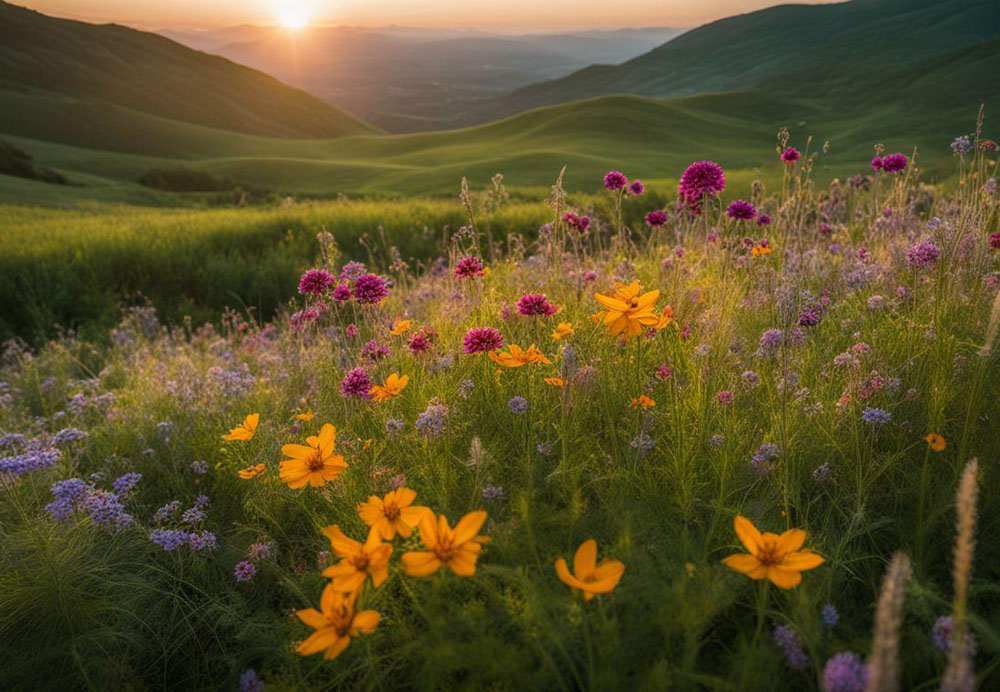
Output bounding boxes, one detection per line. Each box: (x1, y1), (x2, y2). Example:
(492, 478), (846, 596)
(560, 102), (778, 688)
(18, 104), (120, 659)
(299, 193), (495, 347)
(655, 305), (674, 330)
(279, 423), (348, 489)
(401, 510), (489, 577)
(238, 463), (265, 479)
(369, 373), (409, 403)
(294, 584), (379, 660)
(358, 487), (431, 540)
(545, 377), (565, 388)
(593, 280), (660, 338)
(631, 395), (655, 410)
(721, 515), (824, 589)
(488, 343), (552, 367)
(551, 322), (575, 340)
(554, 539), (625, 601)
(321, 525), (392, 592)
(295, 410), (315, 422)
(222, 413), (258, 441)
(389, 318), (412, 336)
(751, 245), (772, 257)
(925, 433), (946, 451)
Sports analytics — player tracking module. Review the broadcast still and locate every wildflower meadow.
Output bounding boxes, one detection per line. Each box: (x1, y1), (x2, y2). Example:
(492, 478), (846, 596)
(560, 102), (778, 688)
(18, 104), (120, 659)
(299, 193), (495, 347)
(2, 128), (999, 691)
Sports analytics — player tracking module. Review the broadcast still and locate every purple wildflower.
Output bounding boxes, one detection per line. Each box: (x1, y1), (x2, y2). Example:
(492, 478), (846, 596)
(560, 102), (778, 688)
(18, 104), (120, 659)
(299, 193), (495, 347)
(822, 652), (868, 692)
(463, 327), (503, 354)
(331, 283), (352, 303)
(861, 407), (891, 425)
(234, 561), (257, 583)
(678, 160), (726, 210)
(756, 213), (772, 226)
(508, 396), (527, 414)
(352, 274), (388, 304)
(645, 210), (667, 227)
(774, 625), (809, 671)
(239, 668), (265, 692)
(781, 147), (801, 164)
(517, 293), (558, 316)
(298, 269), (335, 295)
(726, 199), (757, 221)
(340, 367), (372, 399)
(455, 256), (485, 279)
(629, 179), (645, 195)
(340, 261), (366, 281)
(603, 170), (628, 191)
(906, 242), (941, 268)
(881, 153), (907, 173)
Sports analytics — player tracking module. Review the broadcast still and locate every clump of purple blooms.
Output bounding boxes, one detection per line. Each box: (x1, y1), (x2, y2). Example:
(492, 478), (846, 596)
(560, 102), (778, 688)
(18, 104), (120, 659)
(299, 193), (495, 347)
(773, 625), (809, 671)
(781, 147), (801, 164)
(646, 210), (667, 227)
(415, 403), (449, 438)
(517, 293), (558, 316)
(603, 170), (628, 191)
(298, 269), (335, 296)
(234, 560), (257, 583)
(881, 153), (908, 173)
(463, 327), (503, 354)
(629, 179), (644, 195)
(46, 475), (136, 533)
(821, 652), (868, 692)
(906, 242), (941, 269)
(238, 668), (266, 692)
(751, 443), (780, 475)
(508, 396), (528, 414)
(455, 256), (485, 279)
(352, 274), (389, 304)
(861, 407), (891, 425)
(678, 160), (726, 212)
(340, 367), (373, 399)
(931, 615), (976, 655)
(726, 199), (757, 221)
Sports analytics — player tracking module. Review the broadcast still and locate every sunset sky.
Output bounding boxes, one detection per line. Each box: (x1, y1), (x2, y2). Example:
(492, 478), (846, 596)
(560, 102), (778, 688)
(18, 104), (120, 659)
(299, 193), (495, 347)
(14, 0), (833, 30)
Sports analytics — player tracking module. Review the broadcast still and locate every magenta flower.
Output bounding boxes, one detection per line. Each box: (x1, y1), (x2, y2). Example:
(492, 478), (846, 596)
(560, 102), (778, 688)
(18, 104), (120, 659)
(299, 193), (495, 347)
(463, 327), (503, 354)
(455, 256), (485, 279)
(645, 210), (667, 227)
(603, 170), (628, 191)
(756, 213), (772, 226)
(906, 242), (940, 268)
(629, 179), (645, 195)
(407, 329), (432, 354)
(678, 160), (726, 213)
(352, 274), (388, 304)
(517, 293), (558, 316)
(332, 283), (352, 303)
(881, 153), (908, 173)
(563, 212), (591, 232)
(726, 199), (757, 221)
(870, 157), (884, 172)
(780, 147), (801, 164)
(298, 269), (335, 295)
(989, 232), (1000, 249)
(340, 367), (372, 398)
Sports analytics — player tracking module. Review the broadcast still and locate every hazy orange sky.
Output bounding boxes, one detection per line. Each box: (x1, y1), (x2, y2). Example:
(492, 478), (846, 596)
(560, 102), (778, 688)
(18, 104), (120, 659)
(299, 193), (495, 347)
(15, 0), (834, 30)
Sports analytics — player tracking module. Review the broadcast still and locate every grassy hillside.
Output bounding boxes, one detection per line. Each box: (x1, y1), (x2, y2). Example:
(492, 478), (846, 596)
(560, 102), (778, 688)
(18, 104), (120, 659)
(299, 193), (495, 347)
(495, 0), (1000, 116)
(0, 1), (374, 138)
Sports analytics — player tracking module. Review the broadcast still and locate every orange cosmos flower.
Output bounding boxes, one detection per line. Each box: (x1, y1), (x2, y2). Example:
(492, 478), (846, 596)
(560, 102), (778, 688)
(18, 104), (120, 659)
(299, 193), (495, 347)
(358, 487), (430, 540)
(389, 318), (412, 336)
(238, 463), (265, 479)
(294, 584), (379, 660)
(545, 377), (565, 388)
(554, 539), (625, 601)
(369, 373), (409, 403)
(279, 423), (348, 489)
(489, 343), (552, 367)
(295, 410), (315, 421)
(551, 322), (575, 340)
(631, 395), (655, 410)
(655, 305), (674, 330)
(925, 433), (946, 451)
(721, 515), (824, 589)
(321, 525), (392, 592)
(401, 510), (489, 577)
(222, 413), (258, 441)
(593, 280), (660, 338)
(751, 245), (772, 257)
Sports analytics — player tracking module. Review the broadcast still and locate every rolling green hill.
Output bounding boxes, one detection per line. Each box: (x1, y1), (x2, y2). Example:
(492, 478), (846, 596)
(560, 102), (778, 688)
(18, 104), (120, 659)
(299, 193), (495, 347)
(494, 0), (1000, 117)
(0, 1), (374, 139)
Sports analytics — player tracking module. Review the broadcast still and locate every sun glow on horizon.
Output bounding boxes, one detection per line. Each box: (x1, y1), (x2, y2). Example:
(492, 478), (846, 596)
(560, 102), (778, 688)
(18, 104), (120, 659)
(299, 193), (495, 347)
(277, 7), (310, 29)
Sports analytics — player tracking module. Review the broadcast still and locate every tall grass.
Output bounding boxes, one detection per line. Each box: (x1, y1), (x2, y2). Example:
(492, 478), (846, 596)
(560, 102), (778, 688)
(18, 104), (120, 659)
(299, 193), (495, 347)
(0, 140), (998, 690)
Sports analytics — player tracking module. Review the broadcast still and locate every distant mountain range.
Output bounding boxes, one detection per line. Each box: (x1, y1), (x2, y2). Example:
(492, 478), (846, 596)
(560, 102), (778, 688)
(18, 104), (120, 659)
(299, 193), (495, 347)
(490, 0), (1000, 119)
(0, 0), (997, 202)
(158, 24), (685, 132)
(0, 1), (374, 138)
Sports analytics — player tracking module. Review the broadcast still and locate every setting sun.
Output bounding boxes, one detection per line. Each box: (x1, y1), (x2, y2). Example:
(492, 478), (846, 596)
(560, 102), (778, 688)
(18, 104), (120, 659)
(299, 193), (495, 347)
(278, 8), (309, 29)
